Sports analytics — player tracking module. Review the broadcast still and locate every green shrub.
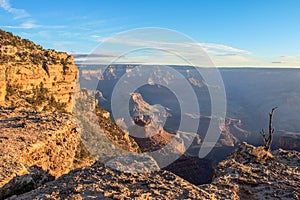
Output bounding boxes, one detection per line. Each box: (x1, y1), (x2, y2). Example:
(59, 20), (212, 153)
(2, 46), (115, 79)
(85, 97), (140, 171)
(5, 84), (21, 99)
(26, 82), (67, 113)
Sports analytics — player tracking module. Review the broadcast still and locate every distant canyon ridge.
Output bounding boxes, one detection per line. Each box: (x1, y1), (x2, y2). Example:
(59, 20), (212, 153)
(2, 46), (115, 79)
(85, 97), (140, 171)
(79, 64), (300, 152)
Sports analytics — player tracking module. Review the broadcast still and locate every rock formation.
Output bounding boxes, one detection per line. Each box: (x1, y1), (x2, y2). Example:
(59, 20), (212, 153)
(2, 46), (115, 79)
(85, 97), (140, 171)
(82, 64), (250, 148)
(11, 142), (300, 199)
(15, 162), (213, 200)
(0, 96), (142, 199)
(277, 131), (300, 151)
(200, 142), (300, 199)
(127, 92), (215, 185)
(0, 29), (77, 113)
(0, 106), (95, 199)
(72, 88), (141, 159)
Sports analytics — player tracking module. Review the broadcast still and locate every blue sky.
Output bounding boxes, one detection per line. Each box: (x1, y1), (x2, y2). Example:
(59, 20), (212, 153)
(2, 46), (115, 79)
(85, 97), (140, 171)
(1, 0), (300, 67)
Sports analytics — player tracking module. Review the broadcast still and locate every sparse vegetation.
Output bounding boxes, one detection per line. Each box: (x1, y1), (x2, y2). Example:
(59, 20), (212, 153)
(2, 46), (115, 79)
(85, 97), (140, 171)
(95, 106), (140, 152)
(73, 141), (95, 167)
(28, 82), (48, 105)
(48, 95), (67, 112)
(260, 107), (278, 151)
(60, 58), (67, 66)
(26, 82), (67, 113)
(5, 84), (21, 98)
(0, 29), (72, 65)
(6, 82), (67, 113)
(0, 29), (77, 114)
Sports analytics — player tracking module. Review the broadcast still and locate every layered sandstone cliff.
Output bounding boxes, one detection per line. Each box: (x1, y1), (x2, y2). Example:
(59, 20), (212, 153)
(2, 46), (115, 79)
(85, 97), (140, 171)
(0, 30), (94, 199)
(0, 29), (77, 113)
(0, 30), (143, 198)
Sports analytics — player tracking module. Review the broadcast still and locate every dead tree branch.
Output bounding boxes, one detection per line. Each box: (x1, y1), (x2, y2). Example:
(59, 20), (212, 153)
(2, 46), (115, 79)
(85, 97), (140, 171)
(260, 107), (277, 151)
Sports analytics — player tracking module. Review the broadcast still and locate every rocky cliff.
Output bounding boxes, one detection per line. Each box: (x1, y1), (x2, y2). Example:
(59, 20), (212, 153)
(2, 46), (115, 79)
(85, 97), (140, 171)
(128, 92), (215, 185)
(0, 97), (142, 199)
(0, 30), (143, 198)
(0, 29), (77, 113)
(0, 30), (95, 198)
(72, 88), (141, 158)
(0, 106), (95, 199)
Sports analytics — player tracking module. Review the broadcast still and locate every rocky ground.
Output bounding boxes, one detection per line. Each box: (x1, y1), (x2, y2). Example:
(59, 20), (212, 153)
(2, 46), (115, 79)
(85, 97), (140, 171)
(5, 142), (299, 200)
(200, 142), (300, 199)
(15, 162), (212, 200)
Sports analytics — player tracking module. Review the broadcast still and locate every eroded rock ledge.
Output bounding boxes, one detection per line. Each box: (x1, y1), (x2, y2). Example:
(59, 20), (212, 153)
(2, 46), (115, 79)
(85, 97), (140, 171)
(0, 107), (95, 199)
(16, 162), (213, 200)
(11, 142), (300, 200)
(200, 142), (300, 199)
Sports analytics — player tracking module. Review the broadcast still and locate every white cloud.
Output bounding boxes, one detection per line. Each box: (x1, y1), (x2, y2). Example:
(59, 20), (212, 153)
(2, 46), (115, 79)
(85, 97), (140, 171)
(83, 34), (257, 66)
(200, 43), (250, 54)
(1, 0), (65, 29)
(272, 55), (300, 66)
(3, 20), (37, 29)
(89, 34), (250, 55)
(90, 35), (110, 42)
(73, 53), (119, 59)
(0, 0), (29, 19)
(191, 43), (254, 66)
(211, 54), (257, 66)
(2, 21), (66, 29)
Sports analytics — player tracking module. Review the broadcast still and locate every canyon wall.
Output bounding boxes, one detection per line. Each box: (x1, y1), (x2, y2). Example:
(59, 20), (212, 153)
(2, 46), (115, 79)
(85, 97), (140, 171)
(0, 30), (77, 113)
(0, 29), (90, 199)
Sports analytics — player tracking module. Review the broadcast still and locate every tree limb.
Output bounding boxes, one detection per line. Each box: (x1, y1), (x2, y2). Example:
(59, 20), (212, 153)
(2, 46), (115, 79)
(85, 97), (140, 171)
(262, 107), (277, 151)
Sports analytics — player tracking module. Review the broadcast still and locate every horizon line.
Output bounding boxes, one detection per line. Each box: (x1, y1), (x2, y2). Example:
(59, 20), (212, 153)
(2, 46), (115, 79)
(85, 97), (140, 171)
(74, 62), (300, 69)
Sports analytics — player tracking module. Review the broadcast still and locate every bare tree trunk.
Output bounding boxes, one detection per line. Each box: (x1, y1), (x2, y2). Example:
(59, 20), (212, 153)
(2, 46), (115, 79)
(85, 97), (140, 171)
(260, 107), (277, 151)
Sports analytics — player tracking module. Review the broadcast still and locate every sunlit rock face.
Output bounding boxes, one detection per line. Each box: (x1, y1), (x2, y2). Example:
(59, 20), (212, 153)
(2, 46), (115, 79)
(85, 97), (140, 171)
(0, 107), (95, 199)
(0, 29), (78, 113)
(0, 30), (92, 199)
